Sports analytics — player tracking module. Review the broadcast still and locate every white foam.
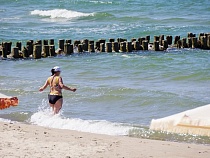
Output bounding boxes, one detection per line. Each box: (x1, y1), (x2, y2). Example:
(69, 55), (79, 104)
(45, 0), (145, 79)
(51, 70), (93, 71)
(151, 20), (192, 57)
(90, 1), (113, 4)
(30, 108), (131, 136)
(0, 118), (12, 123)
(122, 54), (131, 58)
(31, 9), (93, 19)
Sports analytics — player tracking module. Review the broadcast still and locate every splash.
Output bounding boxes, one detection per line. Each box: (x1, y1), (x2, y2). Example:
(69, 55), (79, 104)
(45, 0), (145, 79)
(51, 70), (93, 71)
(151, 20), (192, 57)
(31, 9), (93, 19)
(0, 118), (13, 123)
(30, 107), (132, 136)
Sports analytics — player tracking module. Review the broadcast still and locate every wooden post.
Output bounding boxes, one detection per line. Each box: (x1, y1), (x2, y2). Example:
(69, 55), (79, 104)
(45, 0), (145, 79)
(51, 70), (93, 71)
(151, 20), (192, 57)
(117, 38), (124, 43)
(6, 42), (12, 55)
(192, 37), (198, 49)
(66, 39), (72, 44)
(166, 36), (172, 45)
(49, 39), (54, 45)
(98, 39), (106, 44)
(138, 37), (145, 45)
(126, 42), (132, 52)
(43, 40), (48, 45)
(98, 39), (106, 51)
(134, 41), (140, 50)
(200, 36), (207, 49)
(199, 33), (204, 40)
(26, 41), (33, 55)
(33, 45), (42, 59)
(74, 40), (81, 47)
(22, 47), (29, 58)
(182, 38), (188, 48)
(2, 42), (8, 58)
(141, 37), (146, 43)
(131, 43), (135, 51)
(82, 43), (87, 52)
(106, 42), (112, 53)
(138, 38), (142, 45)
(207, 35), (210, 49)
(153, 41), (159, 51)
(64, 43), (73, 55)
(36, 40), (42, 45)
(2, 42), (12, 57)
(100, 43), (105, 52)
(174, 36), (180, 45)
(142, 40), (148, 50)
(137, 37), (143, 45)
(49, 45), (55, 56)
(43, 45), (50, 57)
(59, 39), (65, 50)
(159, 35), (164, 46)
(82, 39), (89, 51)
(89, 40), (94, 45)
(16, 42), (21, 51)
(146, 35), (150, 43)
(8, 42), (12, 55)
(188, 38), (192, 48)
(177, 40), (182, 49)
(88, 43), (95, 52)
(112, 42), (119, 52)
(78, 44), (83, 53)
(154, 36), (159, 42)
(188, 32), (194, 38)
(120, 42), (126, 52)
(131, 38), (136, 42)
(109, 39), (115, 43)
(12, 47), (19, 59)
(163, 40), (168, 50)
(95, 41), (100, 51)
(204, 33), (210, 37)
(70, 44), (74, 54)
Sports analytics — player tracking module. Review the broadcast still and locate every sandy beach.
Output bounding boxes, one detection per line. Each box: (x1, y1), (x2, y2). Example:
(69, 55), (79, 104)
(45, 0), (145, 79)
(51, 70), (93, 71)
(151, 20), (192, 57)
(0, 121), (209, 158)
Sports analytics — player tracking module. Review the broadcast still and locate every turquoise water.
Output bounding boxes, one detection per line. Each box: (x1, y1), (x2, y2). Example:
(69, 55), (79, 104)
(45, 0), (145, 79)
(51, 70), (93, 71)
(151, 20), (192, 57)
(0, 0), (210, 144)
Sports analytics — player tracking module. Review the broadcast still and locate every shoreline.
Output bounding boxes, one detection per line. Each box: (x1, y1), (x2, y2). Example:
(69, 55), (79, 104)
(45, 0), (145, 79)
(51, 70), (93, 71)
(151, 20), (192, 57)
(0, 121), (209, 158)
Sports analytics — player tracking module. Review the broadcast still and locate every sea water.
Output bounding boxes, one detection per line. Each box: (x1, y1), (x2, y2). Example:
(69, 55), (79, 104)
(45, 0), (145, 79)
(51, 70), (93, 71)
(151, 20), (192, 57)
(0, 0), (210, 144)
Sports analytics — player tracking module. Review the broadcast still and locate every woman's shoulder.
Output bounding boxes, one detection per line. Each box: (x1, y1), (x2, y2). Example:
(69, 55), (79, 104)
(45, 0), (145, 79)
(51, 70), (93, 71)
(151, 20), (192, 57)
(47, 76), (53, 82)
(55, 75), (62, 78)
(47, 76), (53, 80)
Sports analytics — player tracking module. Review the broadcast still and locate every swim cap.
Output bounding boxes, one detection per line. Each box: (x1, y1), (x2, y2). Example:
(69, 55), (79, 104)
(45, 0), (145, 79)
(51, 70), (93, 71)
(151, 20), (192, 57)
(53, 66), (61, 72)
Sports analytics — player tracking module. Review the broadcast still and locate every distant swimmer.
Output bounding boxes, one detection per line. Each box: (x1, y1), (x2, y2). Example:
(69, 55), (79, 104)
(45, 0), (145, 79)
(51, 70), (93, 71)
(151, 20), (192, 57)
(39, 66), (76, 114)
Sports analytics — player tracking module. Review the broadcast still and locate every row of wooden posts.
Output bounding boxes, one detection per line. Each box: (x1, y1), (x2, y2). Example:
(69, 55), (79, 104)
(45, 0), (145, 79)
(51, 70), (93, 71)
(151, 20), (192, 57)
(0, 32), (210, 59)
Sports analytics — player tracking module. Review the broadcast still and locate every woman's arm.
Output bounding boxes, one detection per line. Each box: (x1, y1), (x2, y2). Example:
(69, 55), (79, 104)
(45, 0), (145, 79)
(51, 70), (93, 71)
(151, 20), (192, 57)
(39, 79), (49, 92)
(59, 77), (76, 92)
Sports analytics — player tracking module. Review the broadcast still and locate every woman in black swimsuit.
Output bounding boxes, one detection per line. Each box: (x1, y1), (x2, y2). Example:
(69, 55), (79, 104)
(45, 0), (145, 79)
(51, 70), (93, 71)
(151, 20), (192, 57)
(39, 66), (76, 114)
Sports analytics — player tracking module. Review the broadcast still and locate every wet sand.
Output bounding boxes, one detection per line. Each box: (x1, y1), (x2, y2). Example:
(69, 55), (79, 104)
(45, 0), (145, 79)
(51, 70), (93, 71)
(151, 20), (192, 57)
(0, 121), (209, 158)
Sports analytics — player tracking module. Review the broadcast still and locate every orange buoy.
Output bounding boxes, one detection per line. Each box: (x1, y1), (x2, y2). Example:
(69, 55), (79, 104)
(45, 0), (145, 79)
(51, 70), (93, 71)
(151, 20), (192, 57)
(0, 93), (18, 110)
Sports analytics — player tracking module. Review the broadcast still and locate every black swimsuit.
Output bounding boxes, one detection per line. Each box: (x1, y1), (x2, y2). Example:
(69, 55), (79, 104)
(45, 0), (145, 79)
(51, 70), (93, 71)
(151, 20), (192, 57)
(48, 94), (63, 104)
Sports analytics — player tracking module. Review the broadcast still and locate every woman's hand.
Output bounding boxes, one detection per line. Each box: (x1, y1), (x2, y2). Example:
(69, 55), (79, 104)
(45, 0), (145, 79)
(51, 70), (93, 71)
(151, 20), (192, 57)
(39, 87), (44, 92)
(39, 79), (49, 92)
(71, 88), (77, 92)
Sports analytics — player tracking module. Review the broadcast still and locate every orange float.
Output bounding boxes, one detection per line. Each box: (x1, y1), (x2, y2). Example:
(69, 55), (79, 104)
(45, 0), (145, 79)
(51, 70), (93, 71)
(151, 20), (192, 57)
(0, 93), (18, 110)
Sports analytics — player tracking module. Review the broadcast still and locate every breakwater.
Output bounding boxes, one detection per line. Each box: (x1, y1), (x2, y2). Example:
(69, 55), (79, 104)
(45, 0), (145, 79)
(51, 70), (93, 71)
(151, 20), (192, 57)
(0, 32), (210, 59)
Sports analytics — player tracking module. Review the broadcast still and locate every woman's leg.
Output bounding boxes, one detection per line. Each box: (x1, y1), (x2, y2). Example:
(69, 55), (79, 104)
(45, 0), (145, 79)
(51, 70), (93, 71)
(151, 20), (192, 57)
(48, 95), (55, 112)
(49, 103), (54, 112)
(53, 98), (63, 114)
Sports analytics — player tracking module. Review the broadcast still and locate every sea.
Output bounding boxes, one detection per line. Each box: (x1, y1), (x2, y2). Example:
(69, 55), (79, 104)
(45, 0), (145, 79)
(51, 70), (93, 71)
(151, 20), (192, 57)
(0, 0), (210, 144)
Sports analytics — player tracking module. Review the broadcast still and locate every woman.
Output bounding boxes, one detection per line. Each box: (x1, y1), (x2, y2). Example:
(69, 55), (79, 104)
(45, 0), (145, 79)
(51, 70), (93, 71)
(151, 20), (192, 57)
(39, 66), (76, 114)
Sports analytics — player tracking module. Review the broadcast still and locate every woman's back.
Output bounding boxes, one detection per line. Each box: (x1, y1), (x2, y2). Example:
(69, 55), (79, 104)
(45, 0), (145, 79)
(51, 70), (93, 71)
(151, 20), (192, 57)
(48, 76), (62, 96)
